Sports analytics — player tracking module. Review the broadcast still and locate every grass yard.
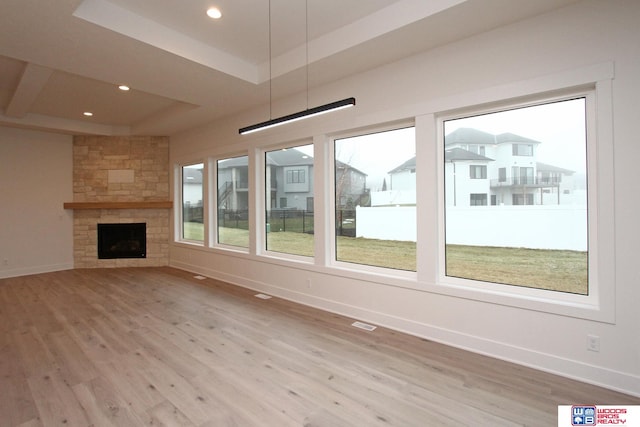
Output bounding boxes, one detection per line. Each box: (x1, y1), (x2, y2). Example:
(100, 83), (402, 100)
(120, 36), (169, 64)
(181, 223), (588, 294)
(446, 244), (588, 295)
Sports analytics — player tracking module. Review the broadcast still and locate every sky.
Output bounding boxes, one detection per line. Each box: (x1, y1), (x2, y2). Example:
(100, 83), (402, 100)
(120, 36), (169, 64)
(285, 97), (587, 191)
(335, 127), (416, 190)
(444, 97), (587, 173)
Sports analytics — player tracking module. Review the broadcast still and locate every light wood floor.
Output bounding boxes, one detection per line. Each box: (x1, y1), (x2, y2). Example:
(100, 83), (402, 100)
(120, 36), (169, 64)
(1, 268), (637, 426)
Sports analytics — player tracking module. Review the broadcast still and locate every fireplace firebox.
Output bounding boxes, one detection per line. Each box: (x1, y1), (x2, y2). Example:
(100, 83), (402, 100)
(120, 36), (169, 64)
(97, 223), (146, 259)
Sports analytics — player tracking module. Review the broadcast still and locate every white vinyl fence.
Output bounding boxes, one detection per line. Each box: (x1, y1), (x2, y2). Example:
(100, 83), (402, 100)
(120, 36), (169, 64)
(356, 205), (587, 251)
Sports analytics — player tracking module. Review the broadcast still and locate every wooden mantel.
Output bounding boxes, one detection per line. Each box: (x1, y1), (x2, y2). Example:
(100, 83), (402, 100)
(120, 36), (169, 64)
(63, 201), (173, 210)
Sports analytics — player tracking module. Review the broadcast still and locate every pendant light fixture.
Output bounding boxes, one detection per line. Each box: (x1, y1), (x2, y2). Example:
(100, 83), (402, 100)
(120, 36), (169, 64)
(239, 0), (355, 135)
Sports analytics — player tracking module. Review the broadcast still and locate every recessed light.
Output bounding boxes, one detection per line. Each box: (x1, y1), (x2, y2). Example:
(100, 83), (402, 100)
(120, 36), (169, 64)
(206, 7), (222, 19)
(118, 85), (130, 91)
(83, 111), (93, 117)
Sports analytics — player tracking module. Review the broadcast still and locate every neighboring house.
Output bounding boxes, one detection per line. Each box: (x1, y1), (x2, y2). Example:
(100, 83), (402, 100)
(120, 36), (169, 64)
(217, 148), (369, 212)
(374, 127), (578, 207)
(334, 159), (368, 209)
(443, 146), (495, 207)
(387, 156), (416, 191)
(371, 157), (417, 206)
(217, 156), (250, 211)
(265, 148), (315, 211)
(445, 128), (576, 206)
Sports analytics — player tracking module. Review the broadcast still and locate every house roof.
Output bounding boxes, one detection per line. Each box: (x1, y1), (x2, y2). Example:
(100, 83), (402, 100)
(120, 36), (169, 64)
(217, 148), (368, 176)
(265, 148), (314, 167)
(445, 148), (494, 162)
(388, 147), (494, 174)
(445, 127), (542, 146)
(536, 162), (575, 174)
(388, 157), (416, 174)
(496, 132), (541, 144)
(445, 128), (496, 146)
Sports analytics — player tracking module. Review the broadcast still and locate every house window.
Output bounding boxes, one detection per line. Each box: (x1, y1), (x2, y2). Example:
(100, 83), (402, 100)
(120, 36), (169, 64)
(265, 144), (314, 257)
(286, 169), (305, 184)
(512, 144), (533, 156)
(181, 163), (204, 242)
(443, 97), (588, 295)
(512, 194), (534, 205)
(217, 155), (249, 248)
(334, 126), (416, 271)
(470, 193), (488, 206)
(469, 165), (487, 179)
(498, 168), (506, 182)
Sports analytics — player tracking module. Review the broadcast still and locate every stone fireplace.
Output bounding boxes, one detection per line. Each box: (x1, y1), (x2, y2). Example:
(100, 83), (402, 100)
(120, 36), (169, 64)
(67, 136), (171, 268)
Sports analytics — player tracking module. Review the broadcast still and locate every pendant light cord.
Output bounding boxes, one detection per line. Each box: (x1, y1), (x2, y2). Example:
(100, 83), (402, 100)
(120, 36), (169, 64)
(268, 0), (272, 120)
(305, 0), (309, 110)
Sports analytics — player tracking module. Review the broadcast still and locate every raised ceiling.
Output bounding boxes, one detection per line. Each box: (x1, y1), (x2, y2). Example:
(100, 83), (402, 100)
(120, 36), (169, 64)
(0, 0), (580, 136)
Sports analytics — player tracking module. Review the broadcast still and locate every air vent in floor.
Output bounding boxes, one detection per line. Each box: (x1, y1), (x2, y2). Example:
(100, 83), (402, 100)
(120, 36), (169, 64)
(351, 321), (377, 331)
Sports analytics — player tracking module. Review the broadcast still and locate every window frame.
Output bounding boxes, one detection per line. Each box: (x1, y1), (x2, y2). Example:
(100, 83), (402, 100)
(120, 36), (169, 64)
(329, 123), (418, 277)
(432, 81), (615, 323)
(260, 141), (316, 262)
(213, 153), (251, 252)
(177, 161), (206, 245)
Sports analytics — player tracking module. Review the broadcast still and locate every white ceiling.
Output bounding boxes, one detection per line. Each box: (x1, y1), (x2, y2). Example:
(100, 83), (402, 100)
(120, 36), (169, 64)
(0, 0), (580, 136)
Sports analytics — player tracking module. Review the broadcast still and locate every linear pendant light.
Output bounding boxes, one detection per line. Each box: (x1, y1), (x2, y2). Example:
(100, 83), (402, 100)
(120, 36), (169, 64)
(239, 97), (355, 135)
(239, 1), (355, 135)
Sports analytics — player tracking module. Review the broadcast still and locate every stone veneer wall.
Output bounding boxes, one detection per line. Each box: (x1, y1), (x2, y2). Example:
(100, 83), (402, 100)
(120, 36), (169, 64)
(72, 136), (170, 268)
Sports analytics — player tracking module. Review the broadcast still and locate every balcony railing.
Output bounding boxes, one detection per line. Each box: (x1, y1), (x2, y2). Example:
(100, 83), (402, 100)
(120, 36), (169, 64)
(490, 177), (561, 188)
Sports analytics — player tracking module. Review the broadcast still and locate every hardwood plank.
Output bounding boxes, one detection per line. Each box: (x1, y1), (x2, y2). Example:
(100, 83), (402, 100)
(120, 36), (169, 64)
(92, 357), (165, 416)
(0, 332), (39, 426)
(11, 327), (56, 378)
(41, 330), (100, 386)
(1, 267), (638, 427)
(147, 400), (197, 427)
(123, 348), (220, 426)
(72, 376), (149, 426)
(26, 370), (91, 426)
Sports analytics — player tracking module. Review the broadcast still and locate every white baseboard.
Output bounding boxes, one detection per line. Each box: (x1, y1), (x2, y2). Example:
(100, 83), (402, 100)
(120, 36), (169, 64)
(0, 262), (74, 279)
(170, 259), (640, 398)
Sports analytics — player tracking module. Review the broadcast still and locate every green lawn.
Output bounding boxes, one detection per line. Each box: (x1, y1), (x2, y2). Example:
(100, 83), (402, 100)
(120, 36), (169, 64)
(181, 222), (587, 294)
(446, 244), (588, 294)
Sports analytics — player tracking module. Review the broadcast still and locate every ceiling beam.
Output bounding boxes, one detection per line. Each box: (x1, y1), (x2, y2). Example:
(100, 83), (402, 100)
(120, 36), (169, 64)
(5, 63), (54, 118)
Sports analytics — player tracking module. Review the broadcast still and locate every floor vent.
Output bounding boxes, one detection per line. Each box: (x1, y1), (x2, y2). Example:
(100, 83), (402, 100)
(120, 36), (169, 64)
(352, 321), (377, 331)
(193, 275), (206, 280)
(254, 293), (272, 300)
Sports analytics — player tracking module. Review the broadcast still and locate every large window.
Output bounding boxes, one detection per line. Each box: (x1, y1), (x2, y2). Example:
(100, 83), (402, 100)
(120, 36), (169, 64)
(443, 97), (588, 295)
(265, 144), (314, 257)
(217, 155), (249, 248)
(181, 163), (204, 242)
(334, 127), (416, 271)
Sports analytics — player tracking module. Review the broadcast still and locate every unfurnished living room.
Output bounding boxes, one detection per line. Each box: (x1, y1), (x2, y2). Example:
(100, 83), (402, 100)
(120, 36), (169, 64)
(1, 1), (639, 426)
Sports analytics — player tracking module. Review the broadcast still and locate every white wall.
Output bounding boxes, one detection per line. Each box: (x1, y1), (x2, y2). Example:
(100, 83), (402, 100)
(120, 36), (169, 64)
(169, 0), (640, 396)
(0, 127), (73, 278)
